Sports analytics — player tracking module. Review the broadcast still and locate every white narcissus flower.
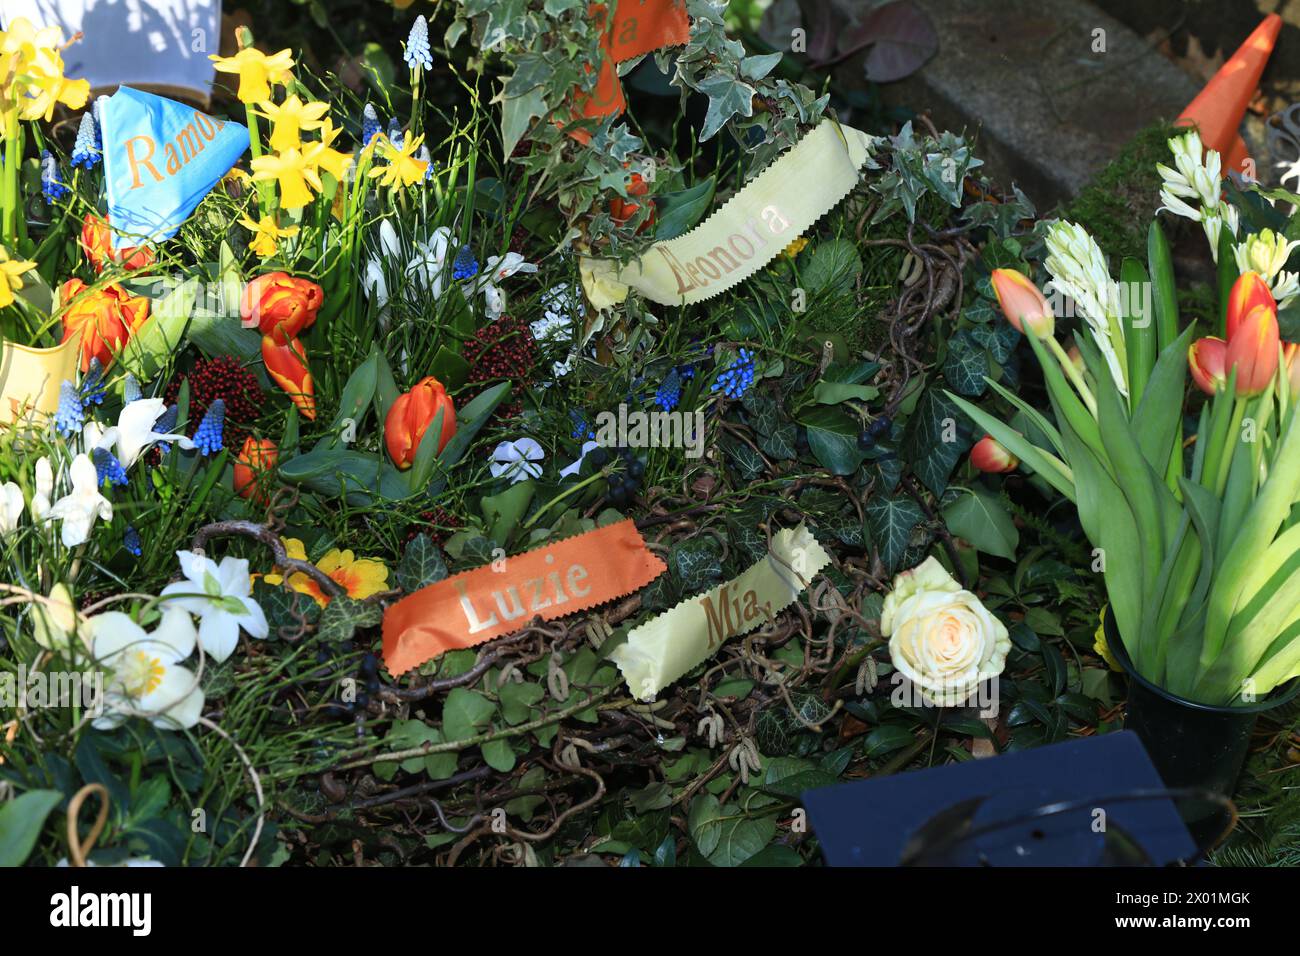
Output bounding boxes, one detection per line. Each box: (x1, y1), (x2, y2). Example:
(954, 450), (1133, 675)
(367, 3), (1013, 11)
(93, 398), (193, 469)
(1043, 220), (1129, 397)
(160, 551), (268, 662)
(45, 454), (112, 547)
(1234, 228), (1300, 308)
(363, 218), (403, 315)
(0, 481), (24, 534)
(31, 583), (83, 655)
(489, 438), (545, 483)
(404, 225), (454, 299)
(88, 607), (203, 731)
(882, 556), (1010, 707)
(31, 456), (53, 521)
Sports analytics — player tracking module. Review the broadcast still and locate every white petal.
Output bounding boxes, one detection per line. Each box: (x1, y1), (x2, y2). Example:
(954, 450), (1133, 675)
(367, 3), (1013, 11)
(87, 612), (149, 664)
(151, 606), (197, 662)
(197, 612), (240, 662)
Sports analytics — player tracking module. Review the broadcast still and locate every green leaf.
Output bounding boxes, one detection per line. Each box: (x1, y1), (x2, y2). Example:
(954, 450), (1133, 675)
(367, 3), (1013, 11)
(697, 73), (756, 141)
(441, 688), (498, 742)
(481, 737), (517, 772)
(481, 479), (535, 546)
(429, 345), (470, 391)
(864, 494), (925, 574)
(688, 794), (724, 856)
(863, 725), (915, 757)
(906, 387), (973, 497)
(498, 679), (545, 724)
(0, 790), (62, 867)
(315, 596), (382, 643)
(653, 177), (716, 241)
(671, 537), (724, 592)
(122, 277), (199, 380)
(707, 817), (775, 867)
(801, 239), (862, 295)
(942, 487), (1019, 560)
(800, 405), (866, 476)
(395, 534), (449, 593)
(813, 381), (877, 405)
(942, 330), (990, 397)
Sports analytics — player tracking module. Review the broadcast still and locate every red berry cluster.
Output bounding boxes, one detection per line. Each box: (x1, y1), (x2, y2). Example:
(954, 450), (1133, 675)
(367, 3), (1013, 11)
(462, 315), (538, 419)
(164, 355), (264, 447)
(403, 506), (463, 547)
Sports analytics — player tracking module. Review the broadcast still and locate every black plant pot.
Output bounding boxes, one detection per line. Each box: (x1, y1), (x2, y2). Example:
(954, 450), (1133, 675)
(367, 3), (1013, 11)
(1104, 612), (1300, 803)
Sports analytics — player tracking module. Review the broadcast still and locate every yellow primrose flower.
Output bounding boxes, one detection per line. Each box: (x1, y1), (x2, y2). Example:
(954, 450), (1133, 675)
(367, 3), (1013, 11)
(258, 94), (330, 152)
(210, 47), (295, 104)
(240, 214), (300, 259)
(783, 236), (809, 258)
(251, 148), (322, 210)
(368, 133), (429, 191)
(303, 119), (354, 182)
(0, 245), (37, 309)
(261, 538), (390, 606)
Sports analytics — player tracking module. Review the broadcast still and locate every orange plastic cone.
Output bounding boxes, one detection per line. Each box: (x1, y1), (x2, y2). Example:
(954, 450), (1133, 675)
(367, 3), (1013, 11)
(1177, 13), (1281, 170)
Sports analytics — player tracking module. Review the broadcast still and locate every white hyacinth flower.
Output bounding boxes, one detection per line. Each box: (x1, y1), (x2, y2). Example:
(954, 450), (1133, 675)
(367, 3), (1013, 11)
(1156, 130), (1237, 261)
(1234, 228), (1300, 308)
(1043, 220), (1128, 397)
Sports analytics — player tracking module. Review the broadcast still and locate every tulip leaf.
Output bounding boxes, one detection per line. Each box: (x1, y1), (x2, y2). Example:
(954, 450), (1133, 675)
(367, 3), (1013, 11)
(1147, 221), (1179, 356)
(406, 407), (447, 494)
(653, 177), (716, 242)
(1131, 325), (1195, 473)
(480, 479), (535, 547)
(122, 276), (199, 380)
(945, 391), (1074, 502)
(1121, 258), (1156, 411)
(317, 350), (378, 451)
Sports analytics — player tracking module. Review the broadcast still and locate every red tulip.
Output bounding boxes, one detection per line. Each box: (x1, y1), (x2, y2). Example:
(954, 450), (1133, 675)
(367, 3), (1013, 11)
(385, 376), (456, 470)
(970, 435), (1018, 473)
(990, 268), (1054, 338)
(241, 272), (324, 344)
(261, 335), (316, 420)
(1188, 336), (1228, 395)
(59, 279), (151, 372)
(1225, 271), (1275, 340)
(1284, 342), (1300, 396)
(1225, 304), (1279, 398)
(233, 437), (278, 504)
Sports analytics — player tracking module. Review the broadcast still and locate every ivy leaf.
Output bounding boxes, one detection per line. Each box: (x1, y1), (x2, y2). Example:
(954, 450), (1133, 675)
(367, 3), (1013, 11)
(499, 86), (549, 158)
(315, 596), (382, 644)
(723, 435), (765, 480)
(759, 422), (798, 460)
(671, 538), (724, 592)
(941, 487), (1019, 560)
(481, 736), (517, 773)
(864, 494), (926, 574)
(252, 580), (321, 638)
(697, 73), (757, 141)
(942, 330), (990, 397)
(499, 679), (545, 724)
(395, 534), (449, 593)
(904, 387), (972, 497)
(442, 688), (498, 742)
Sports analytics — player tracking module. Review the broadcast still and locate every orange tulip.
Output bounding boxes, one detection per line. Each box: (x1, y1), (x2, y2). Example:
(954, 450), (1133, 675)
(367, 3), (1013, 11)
(990, 268), (1055, 338)
(59, 279), (151, 372)
(234, 437), (279, 504)
(970, 435), (1018, 473)
(385, 376), (456, 470)
(1188, 336), (1228, 395)
(241, 272), (324, 344)
(1225, 271), (1274, 340)
(80, 213), (155, 274)
(1225, 304), (1279, 397)
(261, 335), (316, 420)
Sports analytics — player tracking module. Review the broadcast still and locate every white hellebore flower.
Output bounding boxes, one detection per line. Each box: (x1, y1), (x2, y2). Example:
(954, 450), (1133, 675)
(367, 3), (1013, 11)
(882, 557), (1010, 707)
(1156, 130), (1237, 260)
(88, 607), (203, 731)
(1234, 228), (1300, 308)
(363, 218), (402, 314)
(160, 552), (268, 662)
(45, 454), (112, 547)
(490, 438), (545, 483)
(94, 398), (193, 469)
(31, 456), (53, 521)
(479, 252), (538, 319)
(1043, 220), (1129, 397)
(0, 481), (24, 534)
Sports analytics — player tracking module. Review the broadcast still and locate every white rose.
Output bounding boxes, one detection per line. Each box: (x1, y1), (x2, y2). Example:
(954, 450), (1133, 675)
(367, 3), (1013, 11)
(881, 557), (1009, 706)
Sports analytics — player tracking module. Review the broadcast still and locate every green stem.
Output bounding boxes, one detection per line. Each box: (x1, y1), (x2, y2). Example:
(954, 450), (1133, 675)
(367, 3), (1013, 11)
(1045, 334), (1098, 419)
(522, 467), (610, 530)
(244, 104), (272, 218)
(1214, 397), (1247, 497)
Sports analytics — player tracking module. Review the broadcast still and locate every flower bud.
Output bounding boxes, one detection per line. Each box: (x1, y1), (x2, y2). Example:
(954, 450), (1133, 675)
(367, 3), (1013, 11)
(1225, 304), (1280, 398)
(233, 437), (278, 504)
(991, 268), (1055, 338)
(385, 376), (457, 470)
(261, 335), (316, 419)
(1225, 271), (1275, 340)
(970, 434), (1019, 473)
(80, 213), (154, 274)
(1188, 336), (1228, 395)
(241, 272), (324, 344)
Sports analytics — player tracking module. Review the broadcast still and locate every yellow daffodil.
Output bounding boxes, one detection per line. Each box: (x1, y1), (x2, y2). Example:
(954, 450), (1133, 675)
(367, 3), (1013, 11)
(0, 245), (37, 309)
(240, 214), (300, 259)
(257, 94), (329, 152)
(251, 148), (322, 210)
(18, 48), (90, 121)
(303, 119), (354, 183)
(209, 47), (295, 105)
(1093, 608), (1123, 673)
(368, 133), (429, 192)
(261, 537), (389, 606)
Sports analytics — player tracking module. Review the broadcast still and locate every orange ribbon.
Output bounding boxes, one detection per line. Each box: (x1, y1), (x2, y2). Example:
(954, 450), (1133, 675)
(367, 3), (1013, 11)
(568, 0), (691, 135)
(382, 520), (666, 675)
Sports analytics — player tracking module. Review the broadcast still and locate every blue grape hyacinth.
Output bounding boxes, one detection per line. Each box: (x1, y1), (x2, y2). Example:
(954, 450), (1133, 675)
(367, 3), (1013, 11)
(711, 348), (756, 400)
(92, 447), (128, 486)
(452, 245), (478, 280)
(154, 405), (179, 455)
(122, 374), (142, 405)
(80, 359), (107, 408)
(124, 526), (142, 557)
(386, 119), (405, 150)
(71, 112), (100, 169)
(41, 151), (69, 202)
(654, 368), (682, 412)
(55, 381), (84, 436)
(405, 15), (433, 71)
(361, 104), (382, 146)
(193, 400), (226, 455)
